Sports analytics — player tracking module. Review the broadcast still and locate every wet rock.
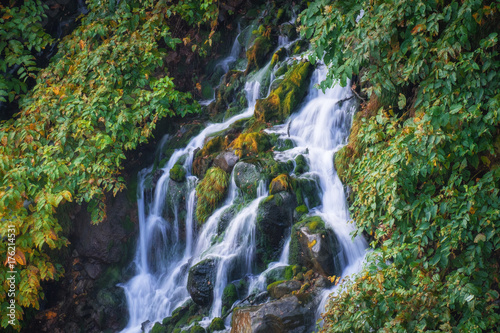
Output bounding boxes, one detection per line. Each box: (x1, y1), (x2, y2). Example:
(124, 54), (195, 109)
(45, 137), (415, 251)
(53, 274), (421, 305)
(269, 174), (293, 195)
(217, 205), (238, 235)
(294, 176), (322, 209)
(245, 36), (273, 74)
(84, 262), (102, 279)
(267, 280), (301, 299)
(254, 62), (313, 123)
(233, 162), (263, 197)
(280, 23), (298, 40)
(256, 192), (297, 265)
(213, 151), (239, 173)
(231, 294), (318, 333)
(187, 258), (219, 306)
(289, 216), (344, 277)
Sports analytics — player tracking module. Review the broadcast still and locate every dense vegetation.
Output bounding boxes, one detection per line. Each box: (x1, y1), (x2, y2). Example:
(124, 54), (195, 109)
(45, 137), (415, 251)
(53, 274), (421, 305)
(300, 0), (500, 331)
(0, 0), (218, 329)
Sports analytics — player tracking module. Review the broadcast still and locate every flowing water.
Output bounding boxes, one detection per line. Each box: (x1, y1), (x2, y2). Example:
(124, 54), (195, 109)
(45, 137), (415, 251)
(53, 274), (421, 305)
(121, 28), (367, 332)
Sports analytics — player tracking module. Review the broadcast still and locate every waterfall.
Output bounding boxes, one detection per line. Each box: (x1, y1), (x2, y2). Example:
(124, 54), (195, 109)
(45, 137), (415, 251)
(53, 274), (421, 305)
(268, 64), (368, 320)
(121, 24), (367, 330)
(120, 66), (265, 332)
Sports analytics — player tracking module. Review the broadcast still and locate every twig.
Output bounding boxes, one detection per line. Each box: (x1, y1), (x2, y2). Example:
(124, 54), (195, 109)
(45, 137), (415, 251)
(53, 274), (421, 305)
(221, 293), (255, 320)
(350, 88), (366, 102)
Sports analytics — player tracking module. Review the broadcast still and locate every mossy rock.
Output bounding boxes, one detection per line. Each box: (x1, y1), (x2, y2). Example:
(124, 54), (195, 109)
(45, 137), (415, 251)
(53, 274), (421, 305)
(271, 47), (287, 66)
(280, 22), (298, 40)
(294, 176), (322, 209)
(267, 280), (301, 299)
(170, 164), (187, 182)
(208, 70), (246, 119)
(208, 317), (225, 332)
(193, 136), (227, 178)
(229, 132), (272, 158)
(269, 174), (293, 194)
(222, 283), (238, 315)
(195, 167), (229, 223)
(289, 216), (343, 277)
(294, 154), (309, 175)
(289, 39), (309, 55)
(151, 322), (168, 333)
(245, 35), (273, 74)
(190, 324), (206, 333)
(275, 63), (288, 77)
(254, 61), (313, 123)
(233, 161), (264, 198)
(274, 138), (294, 152)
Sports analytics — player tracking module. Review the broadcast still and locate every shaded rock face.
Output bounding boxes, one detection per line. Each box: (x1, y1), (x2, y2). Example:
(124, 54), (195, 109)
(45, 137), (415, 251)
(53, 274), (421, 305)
(231, 294), (319, 333)
(290, 217), (344, 277)
(214, 150), (240, 173)
(256, 191), (297, 266)
(25, 191), (138, 333)
(233, 162), (263, 197)
(187, 258), (219, 306)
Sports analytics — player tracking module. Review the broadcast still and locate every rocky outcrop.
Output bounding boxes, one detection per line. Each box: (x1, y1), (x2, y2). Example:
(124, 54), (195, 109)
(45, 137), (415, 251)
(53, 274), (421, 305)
(289, 216), (344, 277)
(256, 192), (297, 265)
(187, 258), (219, 306)
(231, 293), (319, 333)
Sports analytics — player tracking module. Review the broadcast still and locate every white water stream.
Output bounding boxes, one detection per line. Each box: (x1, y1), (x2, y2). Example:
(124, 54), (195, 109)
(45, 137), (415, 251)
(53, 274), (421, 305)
(121, 29), (367, 332)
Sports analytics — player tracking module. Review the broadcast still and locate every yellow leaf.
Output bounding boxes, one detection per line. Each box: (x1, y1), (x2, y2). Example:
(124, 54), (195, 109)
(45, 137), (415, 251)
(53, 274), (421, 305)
(61, 190), (72, 202)
(15, 249), (26, 265)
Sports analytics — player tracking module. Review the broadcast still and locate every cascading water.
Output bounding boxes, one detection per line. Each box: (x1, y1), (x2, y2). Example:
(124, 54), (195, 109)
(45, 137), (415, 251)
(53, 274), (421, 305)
(268, 64), (369, 319)
(120, 69), (265, 332)
(121, 19), (367, 331)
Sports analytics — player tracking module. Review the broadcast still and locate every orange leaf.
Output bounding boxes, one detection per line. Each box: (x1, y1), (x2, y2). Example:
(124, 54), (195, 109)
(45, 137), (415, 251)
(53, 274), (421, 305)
(14, 249), (26, 265)
(411, 24), (426, 34)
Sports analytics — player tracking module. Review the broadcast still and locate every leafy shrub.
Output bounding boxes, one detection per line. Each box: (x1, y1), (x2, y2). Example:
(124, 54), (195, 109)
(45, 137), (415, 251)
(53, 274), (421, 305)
(301, 0), (500, 331)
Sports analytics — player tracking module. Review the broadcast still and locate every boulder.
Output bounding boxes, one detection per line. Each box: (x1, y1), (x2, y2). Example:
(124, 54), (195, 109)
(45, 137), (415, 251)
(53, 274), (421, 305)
(256, 192), (297, 265)
(213, 151), (239, 173)
(187, 258), (219, 306)
(233, 162), (263, 197)
(267, 280), (301, 299)
(217, 204), (238, 235)
(231, 294), (319, 333)
(289, 216), (343, 277)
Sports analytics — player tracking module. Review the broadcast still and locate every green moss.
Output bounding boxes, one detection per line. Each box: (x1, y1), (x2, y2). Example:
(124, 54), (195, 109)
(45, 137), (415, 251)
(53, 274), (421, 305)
(303, 215), (326, 232)
(284, 265), (295, 280)
(266, 280), (286, 292)
(271, 47), (287, 66)
(275, 63), (288, 77)
(208, 317), (225, 332)
(190, 324), (206, 333)
(229, 132), (271, 158)
(151, 323), (168, 333)
(245, 36), (273, 74)
(295, 204), (308, 215)
(221, 283), (238, 315)
(254, 61), (313, 123)
(290, 39), (309, 55)
(294, 154), (309, 174)
(170, 164), (187, 182)
(196, 167), (229, 223)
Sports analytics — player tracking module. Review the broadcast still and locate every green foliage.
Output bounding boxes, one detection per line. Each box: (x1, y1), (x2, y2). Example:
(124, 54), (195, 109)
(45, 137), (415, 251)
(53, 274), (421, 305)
(190, 324), (206, 333)
(0, 0), (220, 329)
(301, 0), (500, 331)
(195, 167), (229, 223)
(0, 1), (53, 104)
